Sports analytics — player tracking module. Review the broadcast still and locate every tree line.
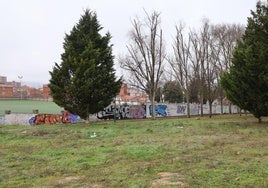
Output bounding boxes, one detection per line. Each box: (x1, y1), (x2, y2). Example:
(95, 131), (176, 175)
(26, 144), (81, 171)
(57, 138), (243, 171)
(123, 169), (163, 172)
(49, 1), (267, 122)
(120, 1), (268, 121)
(120, 11), (244, 118)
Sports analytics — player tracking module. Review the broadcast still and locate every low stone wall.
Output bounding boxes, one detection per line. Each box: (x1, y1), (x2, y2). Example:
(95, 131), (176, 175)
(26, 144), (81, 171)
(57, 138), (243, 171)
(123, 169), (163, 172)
(4, 114), (35, 125)
(1, 112), (82, 125)
(0, 116), (5, 125)
(0, 104), (240, 125)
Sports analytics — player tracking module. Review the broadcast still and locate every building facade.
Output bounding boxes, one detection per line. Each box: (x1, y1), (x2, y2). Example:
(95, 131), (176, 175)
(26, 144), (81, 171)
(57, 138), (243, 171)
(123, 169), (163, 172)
(0, 75), (147, 103)
(0, 84), (13, 98)
(117, 83), (148, 104)
(0, 76), (51, 99)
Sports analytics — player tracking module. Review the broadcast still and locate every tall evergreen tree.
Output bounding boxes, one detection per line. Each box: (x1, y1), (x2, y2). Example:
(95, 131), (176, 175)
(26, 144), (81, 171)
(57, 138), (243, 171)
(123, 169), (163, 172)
(221, 1), (268, 122)
(49, 9), (122, 120)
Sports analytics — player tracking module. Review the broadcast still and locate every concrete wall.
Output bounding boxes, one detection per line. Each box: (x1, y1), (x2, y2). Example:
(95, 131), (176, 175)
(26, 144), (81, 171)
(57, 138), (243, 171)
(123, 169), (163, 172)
(1, 112), (81, 125)
(0, 116), (5, 125)
(4, 114), (35, 125)
(97, 103), (239, 119)
(0, 104), (240, 125)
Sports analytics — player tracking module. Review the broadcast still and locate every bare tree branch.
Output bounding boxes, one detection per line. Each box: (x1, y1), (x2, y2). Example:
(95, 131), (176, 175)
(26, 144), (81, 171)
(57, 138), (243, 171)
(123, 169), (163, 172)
(119, 10), (166, 119)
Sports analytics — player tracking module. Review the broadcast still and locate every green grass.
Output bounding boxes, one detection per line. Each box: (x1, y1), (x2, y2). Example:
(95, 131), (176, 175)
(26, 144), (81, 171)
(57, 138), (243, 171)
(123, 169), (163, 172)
(0, 100), (63, 115)
(0, 114), (267, 187)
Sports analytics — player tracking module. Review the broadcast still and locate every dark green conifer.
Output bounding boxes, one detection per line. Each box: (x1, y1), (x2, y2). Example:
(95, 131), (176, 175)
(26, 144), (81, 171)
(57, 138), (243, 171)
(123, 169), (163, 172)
(221, 1), (268, 122)
(49, 9), (122, 120)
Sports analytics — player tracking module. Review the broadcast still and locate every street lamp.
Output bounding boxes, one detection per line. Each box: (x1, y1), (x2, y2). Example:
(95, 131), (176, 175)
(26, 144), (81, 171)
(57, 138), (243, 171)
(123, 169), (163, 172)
(18, 76), (23, 100)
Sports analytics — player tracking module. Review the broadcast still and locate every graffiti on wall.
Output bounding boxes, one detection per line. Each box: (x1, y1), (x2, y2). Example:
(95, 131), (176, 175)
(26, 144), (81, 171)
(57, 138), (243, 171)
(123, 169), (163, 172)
(97, 105), (115, 120)
(128, 105), (146, 118)
(97, 104), (146, 119)
(177, 105), (186, 114)
(149, 104), (167, 117)
(29, 111), (79, 125)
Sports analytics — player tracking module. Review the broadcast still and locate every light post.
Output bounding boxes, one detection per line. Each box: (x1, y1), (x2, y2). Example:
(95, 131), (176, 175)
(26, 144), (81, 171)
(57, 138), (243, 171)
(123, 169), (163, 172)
(18, 76), (23, 100)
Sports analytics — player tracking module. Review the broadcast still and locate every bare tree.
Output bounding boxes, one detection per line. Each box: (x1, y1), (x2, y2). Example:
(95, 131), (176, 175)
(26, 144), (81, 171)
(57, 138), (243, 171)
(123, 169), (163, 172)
(169, 21), (218, 118)
(206, 32), (221, 118)
(211, 23), (245, 113)
(169, 23), (192, 117)
(189, 19), (220, 117)
(212, 24), (244, 70)
(189, 29), (203, 115)
(188, 19), (211, 116)
(119, 10), (166, 119)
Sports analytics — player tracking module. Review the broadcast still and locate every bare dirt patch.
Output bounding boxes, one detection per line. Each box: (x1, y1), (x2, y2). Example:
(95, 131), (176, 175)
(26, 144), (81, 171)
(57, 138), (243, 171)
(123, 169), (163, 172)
(151, 172), (188, 187)
(53, 176), (103, 188)
(57, 176), (81, 184)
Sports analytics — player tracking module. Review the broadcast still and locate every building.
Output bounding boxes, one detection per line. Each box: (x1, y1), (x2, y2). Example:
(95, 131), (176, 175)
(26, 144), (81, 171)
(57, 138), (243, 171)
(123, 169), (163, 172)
(0, 76), (14, 98)
(0, 84), (13, 98)
(22, 85), (42, 99)
(0, 75), (148, 102)
(43, 84), (51, 100)
(0, 75), (49, 99)
(117, 83), (148, 104)
(0, 76), (7, 84)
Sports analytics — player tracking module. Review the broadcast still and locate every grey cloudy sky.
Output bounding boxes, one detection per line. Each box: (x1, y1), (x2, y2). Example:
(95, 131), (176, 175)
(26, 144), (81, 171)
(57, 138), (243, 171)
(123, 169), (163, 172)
(0, 0), (257, 87)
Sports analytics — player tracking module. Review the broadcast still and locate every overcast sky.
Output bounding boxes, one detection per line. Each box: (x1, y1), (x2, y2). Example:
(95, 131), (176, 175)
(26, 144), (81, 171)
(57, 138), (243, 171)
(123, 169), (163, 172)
(0, 0), (257, 87)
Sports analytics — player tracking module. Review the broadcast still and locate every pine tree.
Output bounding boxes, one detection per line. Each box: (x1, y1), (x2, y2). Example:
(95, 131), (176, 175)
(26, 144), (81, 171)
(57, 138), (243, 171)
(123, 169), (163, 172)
(49, 9), (122, 120)
(221, 1), (268, 122)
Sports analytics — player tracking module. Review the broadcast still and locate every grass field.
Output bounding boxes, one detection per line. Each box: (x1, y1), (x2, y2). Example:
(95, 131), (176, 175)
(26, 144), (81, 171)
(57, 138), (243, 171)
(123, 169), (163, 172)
(0, 100), (63, 115)
(0, 114), (267, 187)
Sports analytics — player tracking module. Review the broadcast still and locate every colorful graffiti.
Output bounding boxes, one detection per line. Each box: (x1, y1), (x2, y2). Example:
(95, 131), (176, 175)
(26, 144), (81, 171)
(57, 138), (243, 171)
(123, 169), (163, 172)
(128, 105), (146, 118)
(29, 111), (79, 125)
(97, 104), (146, 119)
(149, 104), (167, 117)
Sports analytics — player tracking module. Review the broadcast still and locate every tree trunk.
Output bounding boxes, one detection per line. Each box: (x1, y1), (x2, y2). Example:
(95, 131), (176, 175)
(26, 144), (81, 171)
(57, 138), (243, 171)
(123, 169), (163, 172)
(86, 108), (90, 124)
(209, 101), (212, 118)
(238, 107), (242, 116)
(229, 102), (232, 114)
(85, 114), (90, 124)
(186, 94), (190, 118)
(200, 93), (204, 117)
(151, 92), (156, 120)
(220, 95), (223, 114)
